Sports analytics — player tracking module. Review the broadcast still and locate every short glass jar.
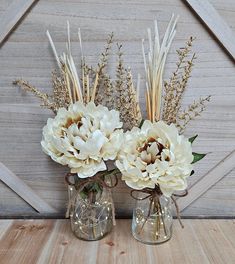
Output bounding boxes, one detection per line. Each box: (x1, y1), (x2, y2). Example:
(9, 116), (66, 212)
(132, 195), (173, 244)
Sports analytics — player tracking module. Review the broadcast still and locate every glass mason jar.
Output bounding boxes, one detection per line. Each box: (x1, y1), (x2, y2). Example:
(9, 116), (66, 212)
(132, 195), (173, 244)
(67, 180), (114, 241)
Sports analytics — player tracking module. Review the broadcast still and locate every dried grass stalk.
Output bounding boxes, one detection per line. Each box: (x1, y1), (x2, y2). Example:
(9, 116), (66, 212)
(162, 37), (196, 124)
(13, 79), (57, 113)
(94, 40), (142, 130)
(51, 70), (71, 110)
(94, 33), (114, 106)
(162, 36), (211, 132)
(109, 44), (142, 130)
(123, 68), (142, 129)
(13, 20), (211, 135)
(176, 96), (211, 133)
(14, 25), (141, 129)
(143, 14), (178, 122)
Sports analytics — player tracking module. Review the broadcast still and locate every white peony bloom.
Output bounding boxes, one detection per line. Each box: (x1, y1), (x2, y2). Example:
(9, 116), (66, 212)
(116, 120), (193, 197)
(41, 102), (123, 178)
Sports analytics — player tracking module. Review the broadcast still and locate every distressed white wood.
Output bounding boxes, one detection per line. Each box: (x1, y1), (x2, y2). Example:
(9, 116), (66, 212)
(0, 162), (57, 214)
(178, 150), (235, 211)
(0, 0), (37, 45)
(185, 0), (235, 61)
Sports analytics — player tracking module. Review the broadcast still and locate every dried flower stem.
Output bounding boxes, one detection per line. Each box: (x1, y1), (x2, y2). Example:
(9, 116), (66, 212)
(176, 96), (211, 133)
(47, 22), (83, 103)
(161, 36), (210, 132)
(162, 37), (196, 124)
(13, 79), (57, 113)
(143, 15), (178, 122)
(97, 32), (114, 75)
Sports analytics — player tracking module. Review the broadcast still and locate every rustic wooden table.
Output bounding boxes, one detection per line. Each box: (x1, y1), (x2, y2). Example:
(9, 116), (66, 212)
(0, 219), (235, 263)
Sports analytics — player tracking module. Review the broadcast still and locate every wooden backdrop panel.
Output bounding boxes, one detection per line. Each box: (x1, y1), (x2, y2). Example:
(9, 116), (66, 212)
(0, 0), (234, 217)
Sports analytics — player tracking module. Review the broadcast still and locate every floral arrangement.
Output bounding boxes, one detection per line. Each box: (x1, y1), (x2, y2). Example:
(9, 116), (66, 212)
(116, 120), (193, 196)
(41, 102), (123, 178)
(14, 15), (210, 243)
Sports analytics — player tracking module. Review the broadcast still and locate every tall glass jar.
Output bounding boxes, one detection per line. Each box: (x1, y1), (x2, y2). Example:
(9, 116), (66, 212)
(132, 195), (173, 244)
(67, 182), (114, 241)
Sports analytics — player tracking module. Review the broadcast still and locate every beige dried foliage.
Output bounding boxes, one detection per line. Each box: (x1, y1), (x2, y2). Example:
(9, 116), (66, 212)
(51, 70), (71, 110)
(176, 96), (211, 133)
(14, 22), (209, 133)
(95, 40), (142, 130)
(94, 33), (115, 106)
(13, 27), (142, 130)
(162, 37), (195, 124)
(114, 44), (126, 114)
(97, 33), (114, 75)
(107, 44), (142, 130)
(123, 68), (142, 130)
(14, 70), (71, 113)
(13, 79), (57, 113)
(162, 37), (210, 132)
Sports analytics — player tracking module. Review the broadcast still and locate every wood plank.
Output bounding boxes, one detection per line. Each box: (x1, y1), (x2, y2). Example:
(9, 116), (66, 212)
(185, 0), (235, 61)
(190, 220), (235, 263)
(0, 162), (58, 214)
(97, 220), (149, 264)
(0, 220), (54, 263)
(178, 150), (235, 211)
(0, 220), (12, 240)
(0, 219), (235, 263)
(39, 220), (99, 264)
(0, 0), (38, 45)
(215, 219), (235, 250)
(169, 221), (210, 263)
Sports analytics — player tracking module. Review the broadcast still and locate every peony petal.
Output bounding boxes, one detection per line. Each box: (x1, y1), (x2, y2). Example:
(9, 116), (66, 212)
(77, 160), (107, 178)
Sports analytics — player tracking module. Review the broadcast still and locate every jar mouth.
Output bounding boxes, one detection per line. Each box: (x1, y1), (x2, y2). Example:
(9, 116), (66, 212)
(78, 199), (112, 208)
(77, 188), (111, 204)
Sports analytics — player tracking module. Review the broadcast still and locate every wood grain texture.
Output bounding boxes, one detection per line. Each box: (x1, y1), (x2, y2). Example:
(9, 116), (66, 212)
(0, 220), (12, 239)
(0, 0), (38, 45)
(0, 0), (234, 217)
(0, 220), (54, 264)
(185, 0), (235, 61)
(0, 162), (58, 214)
(0, 219), (235, 264)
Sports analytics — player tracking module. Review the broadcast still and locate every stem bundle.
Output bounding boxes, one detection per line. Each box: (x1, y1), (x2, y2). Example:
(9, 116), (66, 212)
(143, 14), (178, 122)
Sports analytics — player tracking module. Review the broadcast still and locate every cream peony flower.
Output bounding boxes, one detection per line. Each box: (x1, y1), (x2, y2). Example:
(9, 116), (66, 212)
(116, 120), (193, 197)
(41, 102), (123, 178)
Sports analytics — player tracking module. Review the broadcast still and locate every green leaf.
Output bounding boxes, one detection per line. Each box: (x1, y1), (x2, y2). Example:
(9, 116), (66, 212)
(103, 168), (119, 178)
(188, 134), (198, 144)
(139, 119), (145, 128)
(192, 152), (206, 164)
(92, 182), (103, 193)
(80, 190), (88, 200)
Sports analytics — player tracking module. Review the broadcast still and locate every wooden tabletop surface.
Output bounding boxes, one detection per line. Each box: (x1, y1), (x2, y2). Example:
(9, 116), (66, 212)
(0, 219), (235, 264)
